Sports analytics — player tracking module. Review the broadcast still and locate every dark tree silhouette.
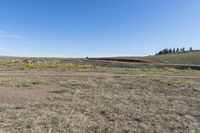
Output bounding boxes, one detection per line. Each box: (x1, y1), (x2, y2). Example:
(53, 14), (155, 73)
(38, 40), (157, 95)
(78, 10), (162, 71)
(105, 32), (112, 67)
(190, 47), (193, 51)
(156, 47), (198, 55)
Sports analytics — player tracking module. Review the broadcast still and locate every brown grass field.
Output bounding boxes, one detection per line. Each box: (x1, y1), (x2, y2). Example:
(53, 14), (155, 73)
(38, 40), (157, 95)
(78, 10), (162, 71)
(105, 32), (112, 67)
(0, 57), (200, 133)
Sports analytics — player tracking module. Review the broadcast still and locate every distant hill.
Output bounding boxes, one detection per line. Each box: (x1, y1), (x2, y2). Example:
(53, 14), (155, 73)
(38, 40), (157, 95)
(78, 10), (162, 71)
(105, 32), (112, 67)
(89, 51), (200, 65)
(145, 51), (200, 65)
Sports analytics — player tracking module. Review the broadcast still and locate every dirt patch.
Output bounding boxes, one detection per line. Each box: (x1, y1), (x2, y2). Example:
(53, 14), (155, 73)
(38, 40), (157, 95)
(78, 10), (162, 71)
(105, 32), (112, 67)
(0, 85), (57, 104)
(87, 57), (149, 63)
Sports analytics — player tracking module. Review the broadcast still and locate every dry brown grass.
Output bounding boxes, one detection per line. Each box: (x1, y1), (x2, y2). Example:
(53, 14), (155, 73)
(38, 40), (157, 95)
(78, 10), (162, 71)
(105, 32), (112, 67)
(0, 58), (199, 132)
(0, 72), (199, 132)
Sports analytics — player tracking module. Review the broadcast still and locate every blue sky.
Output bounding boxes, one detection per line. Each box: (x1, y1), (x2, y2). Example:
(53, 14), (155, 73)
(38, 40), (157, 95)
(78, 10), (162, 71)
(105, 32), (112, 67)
(0, 0), (200, 57)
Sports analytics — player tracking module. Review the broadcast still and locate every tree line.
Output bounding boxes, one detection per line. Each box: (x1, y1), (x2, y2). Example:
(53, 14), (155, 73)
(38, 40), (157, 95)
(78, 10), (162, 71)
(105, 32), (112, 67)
(155, 47), (199, 55)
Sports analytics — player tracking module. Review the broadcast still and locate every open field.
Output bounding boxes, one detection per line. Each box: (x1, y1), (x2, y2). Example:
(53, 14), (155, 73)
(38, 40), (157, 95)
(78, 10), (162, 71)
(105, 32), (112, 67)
(0, 57), (200, 132)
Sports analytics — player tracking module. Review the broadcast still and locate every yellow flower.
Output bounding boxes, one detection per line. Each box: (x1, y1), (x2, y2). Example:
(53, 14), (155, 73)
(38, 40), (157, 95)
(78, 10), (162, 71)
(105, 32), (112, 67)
(26, 63), (34, 69)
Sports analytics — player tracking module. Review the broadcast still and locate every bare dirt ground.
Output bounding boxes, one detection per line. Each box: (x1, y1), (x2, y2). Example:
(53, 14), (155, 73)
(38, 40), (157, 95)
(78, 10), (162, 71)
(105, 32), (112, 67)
(0, 85), (58, 104)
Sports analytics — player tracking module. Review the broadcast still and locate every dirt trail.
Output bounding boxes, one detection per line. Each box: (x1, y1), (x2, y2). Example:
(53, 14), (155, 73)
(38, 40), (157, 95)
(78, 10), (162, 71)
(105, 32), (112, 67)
(0, 71), (200, 79)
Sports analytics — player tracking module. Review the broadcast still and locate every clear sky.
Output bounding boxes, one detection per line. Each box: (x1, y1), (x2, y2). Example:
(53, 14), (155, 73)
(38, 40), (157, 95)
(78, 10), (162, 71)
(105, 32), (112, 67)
(0, 0), (200, 57)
